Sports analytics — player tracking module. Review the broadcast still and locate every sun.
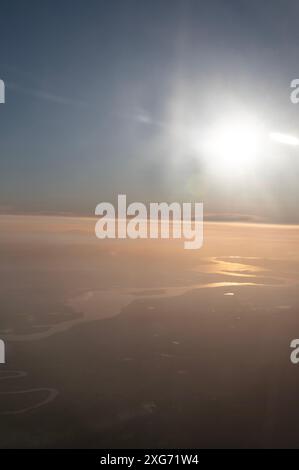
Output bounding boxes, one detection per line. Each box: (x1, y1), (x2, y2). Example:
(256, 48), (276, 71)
(189, 113), (299, 177)
(201, 117), (264, 174)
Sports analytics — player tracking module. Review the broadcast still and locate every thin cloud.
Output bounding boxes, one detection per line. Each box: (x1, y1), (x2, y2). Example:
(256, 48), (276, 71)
(6, 82), (88, 107)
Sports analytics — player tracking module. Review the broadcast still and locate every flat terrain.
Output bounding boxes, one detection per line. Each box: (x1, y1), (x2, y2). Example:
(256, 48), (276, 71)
(1, 215), (299, 448)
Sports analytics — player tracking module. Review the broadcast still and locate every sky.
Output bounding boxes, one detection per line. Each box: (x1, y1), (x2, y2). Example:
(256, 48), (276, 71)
(0, 0), (299, 222)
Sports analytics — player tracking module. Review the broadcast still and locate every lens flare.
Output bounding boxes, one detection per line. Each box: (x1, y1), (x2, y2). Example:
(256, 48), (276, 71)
(270, 132), (299, 146)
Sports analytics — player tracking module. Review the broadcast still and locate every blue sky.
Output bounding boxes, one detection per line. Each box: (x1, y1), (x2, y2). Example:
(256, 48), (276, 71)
(1, 0), (299, 222)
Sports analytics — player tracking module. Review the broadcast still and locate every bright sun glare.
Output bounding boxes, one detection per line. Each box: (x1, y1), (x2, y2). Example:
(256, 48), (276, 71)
(201, 118), (263, 174)
(195, 116), (299, 176)
(269, 132), (299, 146)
